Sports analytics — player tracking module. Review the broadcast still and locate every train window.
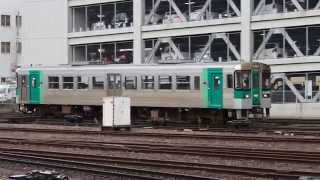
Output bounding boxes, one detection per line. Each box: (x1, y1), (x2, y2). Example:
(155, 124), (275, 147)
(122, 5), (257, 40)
(92, 77), (104, 89)
(234, 71), (250, 89)
(63, 77), (74, 89)
(48, 76), (59, 89)
(108, 74), (121, 89)
(194, 76), (200, 90)
(141, 76), (154, 89)
(31, 78), (37, 88)
(159, 76), (172, 90)
(176, 76), (190, 90)
(22, 76), (26, 85)
(227, 74), (233, 88)
(262, 71), (271, 89)
(77, 76), (89, 89)
(125, 76), (137, 90)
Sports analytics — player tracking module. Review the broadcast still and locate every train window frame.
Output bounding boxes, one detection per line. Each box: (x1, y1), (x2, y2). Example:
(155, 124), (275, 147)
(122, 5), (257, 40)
(62, 76), (74, 90)
(77, 76), (89, 90)
(234, 70), (251, 90)
(158, 75), (172, 90)
(176, 76), (191, 90)
(125, 76), (137, 90)
(107, 74), (122, 90)
(92, 76), (105, 90)
(262, 71), (271, 90)
(48, 76), (60, 89)
(194, 76), (200, 90)
(227, 74), (233, 88)
(141, 75), (155, 90)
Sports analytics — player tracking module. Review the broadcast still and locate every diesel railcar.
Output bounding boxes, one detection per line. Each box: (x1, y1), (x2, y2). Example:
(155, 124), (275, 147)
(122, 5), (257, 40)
(16, 62), (271, 124)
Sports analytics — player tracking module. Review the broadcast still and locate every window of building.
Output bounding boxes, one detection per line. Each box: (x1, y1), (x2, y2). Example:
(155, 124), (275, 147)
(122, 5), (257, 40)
(16, 15), (21, 28)
(1, 42), (10, 54)
(92, 76), (104, 89)
(77, 76), (89, 89)
(48, 76), (59, 89)
(16, 42), (21, 54)
(159, 75), (172, 90)
(125, 76), (137, 89)
(1, 15), (10, 27)
(176, 76), (191, 90)
(194, 76), (200, 90)
(63, 77), (74, 89)
(141, 76), (154, 89)
(227, 74), (233, 88)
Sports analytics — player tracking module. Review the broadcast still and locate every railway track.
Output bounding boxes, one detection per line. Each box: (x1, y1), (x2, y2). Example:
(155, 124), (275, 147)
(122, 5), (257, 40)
(0, 137), (320, 176)
(1, 137), (319, 163)
(0, 126), (320, 143)
(0, 148), (317, 179)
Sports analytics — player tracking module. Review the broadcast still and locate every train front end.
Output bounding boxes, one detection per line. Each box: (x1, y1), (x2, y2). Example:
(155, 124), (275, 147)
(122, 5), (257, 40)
(233, 62), (271, 119)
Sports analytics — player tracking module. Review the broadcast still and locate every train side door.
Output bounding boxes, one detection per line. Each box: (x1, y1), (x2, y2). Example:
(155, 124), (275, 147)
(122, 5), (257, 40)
(107, 73), (122, 96)
(29, 71), (42, 104)
(208, 68), (223, 109)
(252, 70), (261, 106)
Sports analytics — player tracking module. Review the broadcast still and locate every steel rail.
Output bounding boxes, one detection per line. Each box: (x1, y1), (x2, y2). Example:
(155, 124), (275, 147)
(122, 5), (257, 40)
(4, 148), (319, 179)
(0, 127), (319, 143)
(0, 152), (218, 180)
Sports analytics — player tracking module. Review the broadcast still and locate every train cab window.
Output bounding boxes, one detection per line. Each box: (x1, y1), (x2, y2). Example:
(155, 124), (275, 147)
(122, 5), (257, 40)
(227, 74), (233, 88)
(92, 77), (104, 89)
(159, 75), (172, 90)
(141, 76), (154, 89)
(48, 76), (59, 89)
(125, 76), (137, 90)
(262, 71), (271, 89)
(234, 71), (250, 89)
(63, 77), (74, 89)
(194, 76), (200, 90)
(108, 74), (121, 89)
(176, 76), (190, 90)
(77, 76), (89, 89)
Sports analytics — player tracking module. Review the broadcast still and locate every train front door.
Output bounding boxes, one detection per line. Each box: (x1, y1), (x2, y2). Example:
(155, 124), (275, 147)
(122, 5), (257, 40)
(208, 68), (223, 109)
(107, 73), (122, 96)
(29, 70), (42, 104)
(252, 70), (261, 106)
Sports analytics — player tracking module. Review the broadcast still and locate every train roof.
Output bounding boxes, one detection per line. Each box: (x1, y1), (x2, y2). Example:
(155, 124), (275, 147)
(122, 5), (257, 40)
(17, 62), (269, 72)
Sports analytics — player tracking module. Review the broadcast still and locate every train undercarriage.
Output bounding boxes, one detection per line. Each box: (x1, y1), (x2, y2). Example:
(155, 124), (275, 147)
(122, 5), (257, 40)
(19, 104), (269, 128)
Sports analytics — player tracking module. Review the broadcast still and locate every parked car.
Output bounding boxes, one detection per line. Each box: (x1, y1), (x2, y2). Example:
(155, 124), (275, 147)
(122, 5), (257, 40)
(9, 170), (68, 180)
(162, 12), (186, 24)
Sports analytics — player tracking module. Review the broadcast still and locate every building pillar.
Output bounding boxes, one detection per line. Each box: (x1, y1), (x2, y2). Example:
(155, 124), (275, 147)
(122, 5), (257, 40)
(133, 0), (145, 64)
(240, 0), (252, 62)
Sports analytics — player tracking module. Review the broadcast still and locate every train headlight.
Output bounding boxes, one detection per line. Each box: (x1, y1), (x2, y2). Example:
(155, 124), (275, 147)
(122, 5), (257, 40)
(263, 93), (270, 98)
(245, 94), (250, 99)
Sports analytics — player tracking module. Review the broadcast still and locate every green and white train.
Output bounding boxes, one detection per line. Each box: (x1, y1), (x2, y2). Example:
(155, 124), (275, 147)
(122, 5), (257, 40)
(16, 62), (271, 124)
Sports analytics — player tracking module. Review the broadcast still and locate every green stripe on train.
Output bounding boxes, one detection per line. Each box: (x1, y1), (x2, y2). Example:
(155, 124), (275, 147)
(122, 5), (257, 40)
(28, 70), (43, 104)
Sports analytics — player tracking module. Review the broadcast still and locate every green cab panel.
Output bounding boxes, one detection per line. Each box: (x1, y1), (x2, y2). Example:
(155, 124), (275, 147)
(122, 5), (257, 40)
(202, 68), (223, 109)
(252, 70), (261, 106)
(234, 89), (251, 99)
(28, 70), (43, 104)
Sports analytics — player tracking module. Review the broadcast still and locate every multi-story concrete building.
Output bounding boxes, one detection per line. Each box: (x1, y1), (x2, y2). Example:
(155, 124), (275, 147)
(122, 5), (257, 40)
(0, 0), (22, 83)
(21, 0), (320, 118)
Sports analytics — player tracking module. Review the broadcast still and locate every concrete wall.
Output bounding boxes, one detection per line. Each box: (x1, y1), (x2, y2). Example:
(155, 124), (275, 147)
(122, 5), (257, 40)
(20, 0), (69, 67)
(271, 103), (320, 119)
(0, 0), (22, 81)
